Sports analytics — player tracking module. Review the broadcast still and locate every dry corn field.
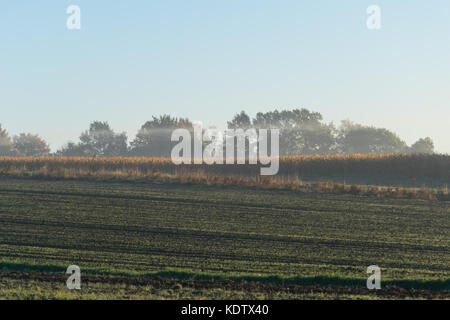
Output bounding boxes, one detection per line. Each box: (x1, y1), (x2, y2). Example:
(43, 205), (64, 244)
(1, 153), (448, 177)
(0, 154), (448, 201)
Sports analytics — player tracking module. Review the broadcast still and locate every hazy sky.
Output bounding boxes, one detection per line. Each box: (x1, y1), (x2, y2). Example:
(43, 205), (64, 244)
(1, 1), (449, 153)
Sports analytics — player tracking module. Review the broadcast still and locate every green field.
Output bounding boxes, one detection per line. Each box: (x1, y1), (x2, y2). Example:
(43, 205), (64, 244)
(0, 178), (448, 299)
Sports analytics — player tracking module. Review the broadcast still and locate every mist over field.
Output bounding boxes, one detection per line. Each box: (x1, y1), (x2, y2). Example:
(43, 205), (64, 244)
(0, 1), (449, 304)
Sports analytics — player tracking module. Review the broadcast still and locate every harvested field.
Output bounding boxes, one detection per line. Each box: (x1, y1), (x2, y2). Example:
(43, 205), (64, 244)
(0, 177), (448, 299)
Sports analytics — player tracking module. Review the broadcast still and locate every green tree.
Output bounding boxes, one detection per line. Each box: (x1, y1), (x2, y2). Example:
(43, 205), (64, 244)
(130, 115), (193, 157)
(56, 142), (89, 156)
(227, 111), (252, 130)
(13, 133), (50, 156)
(0, 124), (19, 156)
(409, 137), (434, 154)
(341, 125), (407, 154)
(79, 121), (128, 157)
(251, 108), (336, 155)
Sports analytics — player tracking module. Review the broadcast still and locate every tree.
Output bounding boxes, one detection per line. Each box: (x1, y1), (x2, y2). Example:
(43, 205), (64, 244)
(56, 142), (89, 156)
(0, 125), (7, 139)
(227, 111), (252, 130)
(13, 133), (50, 156)
(338, 120), (363, 137)
(0, 124), (19, 156)
(300, 121), (338, 155)
(79, 121), (128, 157)
(251, 108), (336, 155)
(130, 115), (193, 157)
(341, 126), (407, 154)
(409, 137), (434, 154)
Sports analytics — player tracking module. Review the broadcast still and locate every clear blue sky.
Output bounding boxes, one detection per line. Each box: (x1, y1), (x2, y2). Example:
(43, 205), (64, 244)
(1, 1), (449, 153)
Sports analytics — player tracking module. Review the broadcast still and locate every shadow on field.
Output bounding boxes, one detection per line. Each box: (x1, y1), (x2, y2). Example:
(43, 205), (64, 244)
(1, 262), (449, 294)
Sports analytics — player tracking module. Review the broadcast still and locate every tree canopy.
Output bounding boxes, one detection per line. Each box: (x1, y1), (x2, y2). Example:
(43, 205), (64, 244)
(130, 115), (193, 157)
(0, 111), (439, 157)
(78, 121), (128, 157)
(0, 124), (19, 156)
(12, 133), (50, 156)
(409, 137), (434, 154)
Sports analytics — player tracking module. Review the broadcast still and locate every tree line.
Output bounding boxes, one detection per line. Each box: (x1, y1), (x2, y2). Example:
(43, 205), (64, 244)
(0, 108), (435, 157)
